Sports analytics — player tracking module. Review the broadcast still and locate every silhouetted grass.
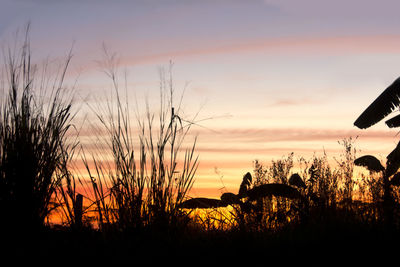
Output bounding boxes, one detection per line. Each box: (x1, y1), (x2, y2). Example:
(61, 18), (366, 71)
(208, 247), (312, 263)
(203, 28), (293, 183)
(80, 56), (199, 233)
(0, 25), (75, 233)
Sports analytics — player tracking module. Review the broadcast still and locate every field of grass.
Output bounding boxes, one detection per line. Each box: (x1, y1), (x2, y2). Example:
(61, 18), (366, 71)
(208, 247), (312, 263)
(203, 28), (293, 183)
(1, 27), (400, 264)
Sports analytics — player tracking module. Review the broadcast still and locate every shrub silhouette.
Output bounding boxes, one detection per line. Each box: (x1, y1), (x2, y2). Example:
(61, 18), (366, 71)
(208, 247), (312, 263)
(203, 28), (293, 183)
(180, 172), (303, 210)
(180, 170), (307, 231)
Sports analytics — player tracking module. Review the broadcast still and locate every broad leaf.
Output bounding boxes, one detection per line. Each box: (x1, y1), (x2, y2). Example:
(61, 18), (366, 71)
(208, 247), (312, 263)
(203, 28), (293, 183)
(246, 183), (302, 200)
(354, 155), (384, 172)
(386, 141), (400, 177)
(354, 77), (400, 129)
(220, 192), (240, 205)
(385, 114), (400, 128)
(238, 172), (252, 197)
(179, 197), (226, 209)
(289, 173), (306, 188)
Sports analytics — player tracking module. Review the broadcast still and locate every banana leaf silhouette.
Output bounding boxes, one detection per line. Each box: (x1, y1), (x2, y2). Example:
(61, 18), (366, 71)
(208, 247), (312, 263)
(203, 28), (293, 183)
(354, 77), (400, 129)
(385, 114), (400, 128)
(220, 192), (240, 205)
(179, 197), (226, 209)
(354, 155), (385, 173)
(238, 172), (252, 197)
(386, 141), (400, 177)
(246, 183), (302, 201)
(288, 173), (306, 188)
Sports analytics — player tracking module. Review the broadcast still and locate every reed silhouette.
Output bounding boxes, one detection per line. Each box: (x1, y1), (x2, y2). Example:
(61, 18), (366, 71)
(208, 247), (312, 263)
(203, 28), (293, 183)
(0, 26), (74, 235)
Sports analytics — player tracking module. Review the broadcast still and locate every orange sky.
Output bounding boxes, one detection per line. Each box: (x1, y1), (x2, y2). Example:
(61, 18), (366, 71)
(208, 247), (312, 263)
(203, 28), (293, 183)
(3, 0), (400, 199)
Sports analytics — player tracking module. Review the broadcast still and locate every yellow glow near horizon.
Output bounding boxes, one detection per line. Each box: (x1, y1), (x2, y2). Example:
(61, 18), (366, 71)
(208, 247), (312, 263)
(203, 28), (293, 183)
(4, 0), (400, 227)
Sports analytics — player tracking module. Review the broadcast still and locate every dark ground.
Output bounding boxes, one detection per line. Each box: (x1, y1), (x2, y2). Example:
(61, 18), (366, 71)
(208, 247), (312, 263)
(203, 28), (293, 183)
(2, 220), (398, 265)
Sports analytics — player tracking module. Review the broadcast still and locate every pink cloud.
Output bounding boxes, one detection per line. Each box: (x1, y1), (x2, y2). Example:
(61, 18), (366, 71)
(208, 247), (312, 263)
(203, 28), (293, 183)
(195, 127), (394, 143)
(267, 98), (317, 107)
(115, 34), (400, 66)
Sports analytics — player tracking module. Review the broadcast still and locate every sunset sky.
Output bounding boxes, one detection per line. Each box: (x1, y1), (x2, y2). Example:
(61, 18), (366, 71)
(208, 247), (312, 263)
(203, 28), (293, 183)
(2, 0), (400, 198)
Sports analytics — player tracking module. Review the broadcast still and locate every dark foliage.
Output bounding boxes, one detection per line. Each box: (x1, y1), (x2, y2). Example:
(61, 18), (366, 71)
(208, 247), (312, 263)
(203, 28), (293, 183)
(289, 173), (306, 188)
(386, 141), (400, 177)
(354, 155), (385, 172)
(180, 197), (226, 209)
(246, 183), (303, 201)
(238, 172), (252, 197)
(354, 76), (400, 129)
(385, 114), (400, 128)
(0, 27), (73, 231)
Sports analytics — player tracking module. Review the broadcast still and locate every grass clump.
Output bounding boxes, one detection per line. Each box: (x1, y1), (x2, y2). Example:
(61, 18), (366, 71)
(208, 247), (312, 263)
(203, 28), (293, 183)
(81, 56), (199, 233)
(0, 26), (75, 232)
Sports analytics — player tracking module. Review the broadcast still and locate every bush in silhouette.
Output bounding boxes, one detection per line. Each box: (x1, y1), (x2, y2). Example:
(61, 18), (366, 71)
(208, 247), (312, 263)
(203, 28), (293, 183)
(0, 26), (74, 231)
(180, 139), (364, 232)
(180, 170), (307, 231)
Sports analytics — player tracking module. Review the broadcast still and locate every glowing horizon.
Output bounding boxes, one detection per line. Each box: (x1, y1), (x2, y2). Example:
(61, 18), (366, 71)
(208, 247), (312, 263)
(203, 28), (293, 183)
(2, 0), (400, 201)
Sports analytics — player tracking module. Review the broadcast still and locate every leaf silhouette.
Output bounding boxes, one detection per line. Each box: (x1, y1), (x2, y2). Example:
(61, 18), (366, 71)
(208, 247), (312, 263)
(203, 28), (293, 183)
(288, 173), (306, 188)
(179, 197), (226, 209)
(354, 77), (400, 129)
(354, 155), (385, 173)
(220, 192), (240, 205)
(386, 141), (400, 177)
(246, 183), (302, 201)
(385, 114), (400, 128)
(238, 172), (252, 197)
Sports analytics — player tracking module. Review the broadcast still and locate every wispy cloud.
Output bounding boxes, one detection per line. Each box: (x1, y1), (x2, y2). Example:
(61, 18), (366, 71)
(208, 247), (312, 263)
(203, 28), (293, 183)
(115, 34), (400, 67)
(267, 98), (317, 107)
(193, 127), (399, 149)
